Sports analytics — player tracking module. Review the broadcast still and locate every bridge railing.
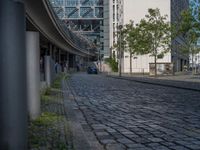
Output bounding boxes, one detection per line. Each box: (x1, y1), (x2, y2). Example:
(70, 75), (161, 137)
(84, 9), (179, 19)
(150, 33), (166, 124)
(45, 0), (97, 55)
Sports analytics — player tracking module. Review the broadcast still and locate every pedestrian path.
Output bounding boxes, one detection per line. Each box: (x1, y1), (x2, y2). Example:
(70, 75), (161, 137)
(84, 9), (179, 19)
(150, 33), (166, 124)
(107, 73), (200, 91)
(28, 76), (73, 150)
(62, 78), (104, 150)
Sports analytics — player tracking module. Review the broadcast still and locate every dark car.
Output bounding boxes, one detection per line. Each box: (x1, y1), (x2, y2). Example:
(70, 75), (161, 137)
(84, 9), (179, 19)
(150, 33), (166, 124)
(87, 66), (98, 74)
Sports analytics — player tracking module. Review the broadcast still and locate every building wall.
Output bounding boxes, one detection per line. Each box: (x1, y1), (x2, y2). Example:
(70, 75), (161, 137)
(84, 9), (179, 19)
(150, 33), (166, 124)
(190, 0), (200, 69)
(171, 0), (189, 72)
(103, 0), (111, 58)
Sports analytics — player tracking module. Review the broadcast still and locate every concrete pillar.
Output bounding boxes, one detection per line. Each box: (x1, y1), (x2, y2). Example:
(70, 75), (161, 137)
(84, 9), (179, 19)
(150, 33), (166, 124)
(0, 0), (27, 149)
(45, 56), (52, 86)
(26, 31), (41, 120)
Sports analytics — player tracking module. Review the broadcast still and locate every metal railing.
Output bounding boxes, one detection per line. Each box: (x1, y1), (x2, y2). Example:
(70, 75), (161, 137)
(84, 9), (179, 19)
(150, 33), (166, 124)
(46, 0), (97, 55)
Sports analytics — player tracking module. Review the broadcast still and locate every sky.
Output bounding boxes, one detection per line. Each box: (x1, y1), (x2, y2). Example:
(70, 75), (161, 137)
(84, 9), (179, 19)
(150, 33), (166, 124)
(123, 0), (171, 24)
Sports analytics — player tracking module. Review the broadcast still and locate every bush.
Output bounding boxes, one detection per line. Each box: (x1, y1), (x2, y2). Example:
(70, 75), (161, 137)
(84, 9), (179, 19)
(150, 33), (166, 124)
(105, 57), (118, 72)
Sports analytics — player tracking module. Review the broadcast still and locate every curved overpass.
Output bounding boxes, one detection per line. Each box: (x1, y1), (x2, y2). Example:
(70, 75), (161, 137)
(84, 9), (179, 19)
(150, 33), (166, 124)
(25, 0), (96, 57)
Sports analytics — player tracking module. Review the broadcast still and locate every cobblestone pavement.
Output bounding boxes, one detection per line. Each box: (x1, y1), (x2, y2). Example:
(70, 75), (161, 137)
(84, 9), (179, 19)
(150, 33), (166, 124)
(68, 73), (200, 150)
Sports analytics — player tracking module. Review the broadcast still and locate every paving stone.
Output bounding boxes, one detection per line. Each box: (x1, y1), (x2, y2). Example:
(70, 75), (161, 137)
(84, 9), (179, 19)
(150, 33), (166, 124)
(185, 144), (200, 150)
(127, 146), (153, 150)
(66, 73), (200, 149)
(117, 138), (135, 144)
(151, 145), (171, 150)
(95, 132), (110, 136)
(191, 140), (200, 145)
(100, 139), (116, 145)
(127, 143), (147, 148)
(148, 137), (163, 142)
(106, 143), (126, 150)
(169, 145), (190, 150)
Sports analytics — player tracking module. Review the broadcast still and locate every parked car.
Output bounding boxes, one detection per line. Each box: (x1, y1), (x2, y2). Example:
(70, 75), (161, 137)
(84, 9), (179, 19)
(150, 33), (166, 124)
(87, 66), (98, 74)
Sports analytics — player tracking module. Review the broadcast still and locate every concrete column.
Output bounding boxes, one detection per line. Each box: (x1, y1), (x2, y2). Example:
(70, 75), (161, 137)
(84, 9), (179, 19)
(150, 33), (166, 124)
(26, 31), (41, 120)
(45, 56), (52, 86)
(0, 0), (27, 149)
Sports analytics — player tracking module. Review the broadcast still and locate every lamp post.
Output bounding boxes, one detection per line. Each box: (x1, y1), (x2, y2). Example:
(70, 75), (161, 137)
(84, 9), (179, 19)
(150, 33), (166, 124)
(87, 48), (89, 67)
(98, 48), (101, 72)
(118, 25), (123, 77)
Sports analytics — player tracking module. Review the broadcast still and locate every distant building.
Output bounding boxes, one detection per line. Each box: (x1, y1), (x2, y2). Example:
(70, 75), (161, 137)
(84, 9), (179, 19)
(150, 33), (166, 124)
(190, 0), (200, 21)
(190, 0), (200, 69)
(171, 0), (189, 72)
(120, 0), (189, 73)
(107, 0), (124, 59)
(50, 0), (104, 57)
(50, 0), (190, 68)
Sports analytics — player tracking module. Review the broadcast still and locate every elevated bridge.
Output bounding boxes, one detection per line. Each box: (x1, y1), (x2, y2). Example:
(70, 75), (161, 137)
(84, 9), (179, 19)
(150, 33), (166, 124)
(0, 0), (97, 149)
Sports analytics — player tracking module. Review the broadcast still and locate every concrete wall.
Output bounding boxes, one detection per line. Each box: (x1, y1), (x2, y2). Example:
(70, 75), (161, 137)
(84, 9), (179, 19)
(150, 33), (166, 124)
(123, 53), (171, 73)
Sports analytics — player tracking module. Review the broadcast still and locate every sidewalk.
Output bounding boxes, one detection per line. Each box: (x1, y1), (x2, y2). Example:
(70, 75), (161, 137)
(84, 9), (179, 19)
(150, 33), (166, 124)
(28, 75), (73, 150)
(107, 72), (200, 91)
(62, 77), (104, 150)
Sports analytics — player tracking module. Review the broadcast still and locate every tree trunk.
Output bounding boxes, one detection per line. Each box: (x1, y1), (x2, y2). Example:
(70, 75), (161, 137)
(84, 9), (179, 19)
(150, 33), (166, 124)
(154, 55), (157, 77)
(130, 53), (132, 74)
(192, 53), (194, 75)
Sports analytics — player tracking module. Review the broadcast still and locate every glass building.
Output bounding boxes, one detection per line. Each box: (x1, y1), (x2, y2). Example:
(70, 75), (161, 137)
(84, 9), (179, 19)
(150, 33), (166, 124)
(50, 0), (104, 57)
(190, 0), (200, 22)
(190, 0), (200, 68)
(171, 0), (189, 72)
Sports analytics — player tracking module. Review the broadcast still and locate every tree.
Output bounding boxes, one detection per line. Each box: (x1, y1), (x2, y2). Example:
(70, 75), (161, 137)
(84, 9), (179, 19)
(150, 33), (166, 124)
(113, 25), (127, 76)
(124, 21), (147, 74)
(174, 9), (200, 73)
(138, 8), (171, 76)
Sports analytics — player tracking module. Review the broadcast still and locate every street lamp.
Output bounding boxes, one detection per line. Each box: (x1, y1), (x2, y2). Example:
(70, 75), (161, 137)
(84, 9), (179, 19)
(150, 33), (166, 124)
(118, 25), (123, 77)
(87, 48), (89, 67)
(98, 48), (102, 72)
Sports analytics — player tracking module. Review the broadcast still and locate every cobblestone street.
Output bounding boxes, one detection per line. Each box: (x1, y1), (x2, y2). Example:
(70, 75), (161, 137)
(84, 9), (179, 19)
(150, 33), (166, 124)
(67, 73), (200, 150)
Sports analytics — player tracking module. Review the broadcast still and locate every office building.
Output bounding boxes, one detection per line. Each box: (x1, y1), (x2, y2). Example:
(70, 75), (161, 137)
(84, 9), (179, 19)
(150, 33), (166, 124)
(50, 0), (104, 57)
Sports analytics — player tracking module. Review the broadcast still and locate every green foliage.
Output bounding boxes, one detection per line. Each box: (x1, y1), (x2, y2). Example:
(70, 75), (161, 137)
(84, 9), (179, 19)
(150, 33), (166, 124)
(29, 74), (72, 149)
(138, 8), (171, 56)
(174, 9), (200, 56)
(135, 8), (171, 76)
(33, 112), (60, 127)
(28, 112), (68, 149)
(44, 87), (51, 95)
(124, 21), (139, 55)
(105, 57), (118, 72)
(52, 74), (64, 89)
(173, 9), (200, 73)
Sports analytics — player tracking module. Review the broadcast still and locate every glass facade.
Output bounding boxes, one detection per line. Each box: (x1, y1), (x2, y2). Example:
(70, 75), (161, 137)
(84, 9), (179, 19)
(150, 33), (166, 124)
(171, 0), (189, 23)
(190, 0), (200, 22)
(50, 0), (104, 53)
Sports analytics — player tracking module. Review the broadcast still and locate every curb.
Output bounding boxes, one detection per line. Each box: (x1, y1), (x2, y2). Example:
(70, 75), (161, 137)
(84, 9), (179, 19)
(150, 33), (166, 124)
(107, 75), (200, 92)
